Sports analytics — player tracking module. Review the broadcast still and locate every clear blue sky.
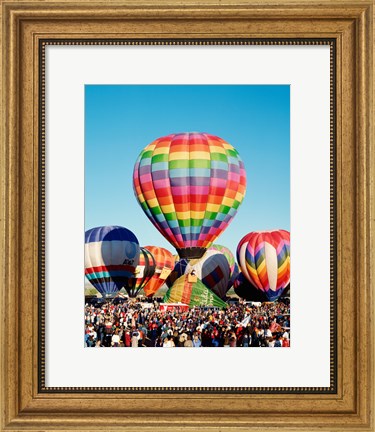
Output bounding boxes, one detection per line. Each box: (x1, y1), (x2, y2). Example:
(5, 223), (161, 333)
(85, 85), (290, 257)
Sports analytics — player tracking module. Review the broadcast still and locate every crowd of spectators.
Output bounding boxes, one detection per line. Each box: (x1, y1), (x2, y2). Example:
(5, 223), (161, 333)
(84, 298), (290, 348)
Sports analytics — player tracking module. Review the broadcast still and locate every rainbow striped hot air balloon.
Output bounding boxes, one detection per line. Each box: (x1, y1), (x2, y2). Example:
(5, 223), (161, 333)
(85, 226), (140, 299)
(236, 230), (290, 302)
(133, 132), (246, 259)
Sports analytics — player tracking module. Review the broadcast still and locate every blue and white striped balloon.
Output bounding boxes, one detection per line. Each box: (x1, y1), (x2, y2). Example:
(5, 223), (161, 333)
(85, 226), (140, 298)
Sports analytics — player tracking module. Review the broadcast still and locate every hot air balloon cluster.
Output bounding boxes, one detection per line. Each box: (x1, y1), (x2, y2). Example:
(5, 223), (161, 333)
(84, 132), (290, 307)
(163, 245), (233, 306)
(165, 244), (237, 301)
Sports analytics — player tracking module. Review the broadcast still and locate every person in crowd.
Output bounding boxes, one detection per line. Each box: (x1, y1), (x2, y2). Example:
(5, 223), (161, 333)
(163, 335), (175, 348)
(131, 329), (139, 348)
(86, 335), (95, 347)
(242, 330), (250, 347)
(192, 333), (202, 348)
(184, 335), (193, 347)
(111, 329), (121, 347)
(155, 336), (163, 347)
(274, 335), (282, 347)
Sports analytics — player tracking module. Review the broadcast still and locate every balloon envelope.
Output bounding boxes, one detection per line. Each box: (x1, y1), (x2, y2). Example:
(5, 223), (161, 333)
(163, 275), (227, 308)
(227, 262), (240, 290)
(184, 250), (231, 299)
(85, 226), (140, 298)
(208, 244), (235, 273)
(207, 244), (238, 290)
(165, 258), (189, 288)
(166, 247), (232, 299)
(236, 230), (290, 301)
(133, 132), (246, 259)
(143, 246), (174, 297)
(233, 272), (268, 302)
(127, 247), (156, 297)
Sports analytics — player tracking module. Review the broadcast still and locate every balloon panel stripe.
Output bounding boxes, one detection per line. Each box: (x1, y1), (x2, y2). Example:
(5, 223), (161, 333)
(85, 264), (136, 274)
(143, 246), (174, 296)
(86, 270), (134, 279)
(164, 275), (227, 308)
(236, 230), (290, 301)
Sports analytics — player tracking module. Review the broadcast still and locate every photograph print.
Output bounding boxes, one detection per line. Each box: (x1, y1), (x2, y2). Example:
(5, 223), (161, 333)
(84, 85), (291, 349)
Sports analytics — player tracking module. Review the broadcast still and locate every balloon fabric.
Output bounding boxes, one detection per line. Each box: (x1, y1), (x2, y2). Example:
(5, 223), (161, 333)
(236, 230), (290, 302)
(127, 247), (156, 297)
(142, 245), (174, 297)
(133, 132), (246, 259)
(181, 250), (231, 299)
(85, 226), (140, 298)
(163, 274), (227, 308)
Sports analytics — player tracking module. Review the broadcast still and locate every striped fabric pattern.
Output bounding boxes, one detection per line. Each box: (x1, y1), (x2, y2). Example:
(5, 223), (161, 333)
(166, 248), (231, 299)
(208, 244), (236, 278)
(227, 262), (240, 290)
(184, 249), (231, 299)
(142, 245), (174, 297)
(165, 258), (189, 288)
(84, 226), (140, 297)
(133, 132), (246, 254)
(236, 230), (290, 301)
(163, 275), (227, 308)
(127, 247), (156, 297)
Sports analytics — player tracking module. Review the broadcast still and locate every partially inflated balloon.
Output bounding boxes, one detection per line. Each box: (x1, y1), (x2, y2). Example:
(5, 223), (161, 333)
(208, 245), (235, 273)
(165, 258), (189, 288)
(143, 246), (174, 297)
(133, 132), (246, 259)
(207, 244), (238, 290)
(227, 262), (240, 290)
(127, 247), (156, 297)
(237, 230), (290, 301)
(163, 275), (227, 308)
(167, 245), (236, 297)
(165, 248), (232, 298)
(233, 272), (268, 302)
(85, 226), (140, 299)
(182, 250), (231, 299)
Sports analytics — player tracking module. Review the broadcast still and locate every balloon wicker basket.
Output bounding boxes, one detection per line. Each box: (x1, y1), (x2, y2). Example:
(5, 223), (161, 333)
(176, 247), (206, 260)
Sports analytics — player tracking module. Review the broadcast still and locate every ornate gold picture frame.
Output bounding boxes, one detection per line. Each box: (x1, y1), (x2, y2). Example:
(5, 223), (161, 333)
(1, 0), (373, 430)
